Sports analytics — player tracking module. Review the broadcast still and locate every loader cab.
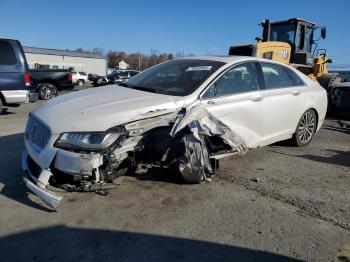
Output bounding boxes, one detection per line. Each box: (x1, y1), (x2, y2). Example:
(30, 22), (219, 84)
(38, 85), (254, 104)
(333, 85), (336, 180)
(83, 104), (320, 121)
(264, 18), (315, 53)
(262, 18), (323, 66)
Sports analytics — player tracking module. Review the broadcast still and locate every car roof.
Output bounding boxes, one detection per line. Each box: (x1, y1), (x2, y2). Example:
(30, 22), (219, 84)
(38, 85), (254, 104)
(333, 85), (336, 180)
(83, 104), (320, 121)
(175, 55), (257, 64)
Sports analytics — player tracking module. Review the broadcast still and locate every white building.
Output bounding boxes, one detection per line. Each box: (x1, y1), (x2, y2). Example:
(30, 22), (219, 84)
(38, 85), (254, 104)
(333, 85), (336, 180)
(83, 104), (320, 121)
(107, 60), (130, 74)
(23, 47), (107, 75)
(118, 60), (129, 70)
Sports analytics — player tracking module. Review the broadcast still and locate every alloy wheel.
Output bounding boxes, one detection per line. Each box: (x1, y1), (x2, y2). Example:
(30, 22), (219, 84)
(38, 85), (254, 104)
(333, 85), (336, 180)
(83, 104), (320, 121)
(298, 111), (315, 144)
(40, 84), (58, 100)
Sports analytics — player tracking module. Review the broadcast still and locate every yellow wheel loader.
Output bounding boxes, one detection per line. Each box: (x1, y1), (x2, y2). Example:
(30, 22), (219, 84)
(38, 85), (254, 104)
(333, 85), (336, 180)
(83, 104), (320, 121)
(229, 18), (341, 92)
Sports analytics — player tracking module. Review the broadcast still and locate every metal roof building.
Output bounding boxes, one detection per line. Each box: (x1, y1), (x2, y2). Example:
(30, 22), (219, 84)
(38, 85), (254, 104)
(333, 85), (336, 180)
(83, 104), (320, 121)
(23, 47), (107, 75)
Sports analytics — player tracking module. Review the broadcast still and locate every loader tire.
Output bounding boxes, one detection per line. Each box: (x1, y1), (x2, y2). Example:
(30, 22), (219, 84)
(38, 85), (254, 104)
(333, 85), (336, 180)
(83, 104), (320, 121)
(317, 73), (341, 92)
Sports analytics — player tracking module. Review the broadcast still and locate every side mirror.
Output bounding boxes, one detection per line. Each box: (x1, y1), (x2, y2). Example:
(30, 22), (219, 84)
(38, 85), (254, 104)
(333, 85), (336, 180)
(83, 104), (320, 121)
(321, 27), (327, 39)
(255, 36), (263, 42)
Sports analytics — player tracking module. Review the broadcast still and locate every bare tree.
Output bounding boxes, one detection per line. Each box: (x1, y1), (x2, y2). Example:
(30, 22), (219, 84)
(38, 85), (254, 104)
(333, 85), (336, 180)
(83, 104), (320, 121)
(139, 54), (149, 70)
(148, 55), (158, 67)
(117, 51), (127, 63)
(175, 50), (185, 57)
(168, 53), (174, 60)
(128, 53), (141, 70)
(107, 50), (118, 69)
(106, 49), (174, 70)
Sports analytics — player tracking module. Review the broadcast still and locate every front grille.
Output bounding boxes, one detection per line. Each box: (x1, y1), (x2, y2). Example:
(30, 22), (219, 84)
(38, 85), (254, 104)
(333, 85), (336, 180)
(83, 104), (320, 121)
(25, 115), (51, 151)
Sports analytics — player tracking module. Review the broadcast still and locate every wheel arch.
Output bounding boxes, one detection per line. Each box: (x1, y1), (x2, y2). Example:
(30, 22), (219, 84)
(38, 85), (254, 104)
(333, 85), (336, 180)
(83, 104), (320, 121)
(309, 107), (319, 131)
(37, 80), (58, 88)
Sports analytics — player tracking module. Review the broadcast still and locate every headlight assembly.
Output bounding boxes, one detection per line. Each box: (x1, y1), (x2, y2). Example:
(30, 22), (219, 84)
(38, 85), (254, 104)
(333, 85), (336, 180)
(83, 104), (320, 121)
(54, 132), (120, 151)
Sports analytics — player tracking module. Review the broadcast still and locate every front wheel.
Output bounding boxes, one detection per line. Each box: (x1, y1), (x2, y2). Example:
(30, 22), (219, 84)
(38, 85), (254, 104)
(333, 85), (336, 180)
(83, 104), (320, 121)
(292, 109), (317, 147)
(77, 80), (84, 87)
(38, 83), (59, 100)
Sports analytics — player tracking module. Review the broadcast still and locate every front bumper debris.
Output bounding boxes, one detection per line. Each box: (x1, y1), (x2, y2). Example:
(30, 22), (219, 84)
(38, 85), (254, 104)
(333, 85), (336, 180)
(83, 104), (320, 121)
(169, 104), (247, 182)
(21, 151), (63, 210)
(21, 104), (249, 211)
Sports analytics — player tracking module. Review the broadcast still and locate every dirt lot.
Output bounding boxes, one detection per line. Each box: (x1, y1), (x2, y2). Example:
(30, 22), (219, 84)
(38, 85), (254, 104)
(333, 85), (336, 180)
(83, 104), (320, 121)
(0, 88), (349, 262)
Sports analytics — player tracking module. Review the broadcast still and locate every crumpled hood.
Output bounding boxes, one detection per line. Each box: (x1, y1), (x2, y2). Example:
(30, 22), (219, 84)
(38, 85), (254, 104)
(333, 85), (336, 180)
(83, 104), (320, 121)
(32, 85), (185, 134)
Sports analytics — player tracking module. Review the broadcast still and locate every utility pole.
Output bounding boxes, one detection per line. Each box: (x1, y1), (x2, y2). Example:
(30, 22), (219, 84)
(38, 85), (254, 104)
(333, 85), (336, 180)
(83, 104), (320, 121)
(138, 52), (141, 70)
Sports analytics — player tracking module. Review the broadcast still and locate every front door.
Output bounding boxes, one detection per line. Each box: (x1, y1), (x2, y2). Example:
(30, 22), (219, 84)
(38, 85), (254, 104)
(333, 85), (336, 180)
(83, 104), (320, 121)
(200, 62), (266, 148)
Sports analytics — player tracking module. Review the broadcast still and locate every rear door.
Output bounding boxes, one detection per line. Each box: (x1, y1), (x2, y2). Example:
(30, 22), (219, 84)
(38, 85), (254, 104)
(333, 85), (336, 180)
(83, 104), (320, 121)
(200, 61), (266, 148)
(257, 62), (307, 145)
(0, 39), (27, 91)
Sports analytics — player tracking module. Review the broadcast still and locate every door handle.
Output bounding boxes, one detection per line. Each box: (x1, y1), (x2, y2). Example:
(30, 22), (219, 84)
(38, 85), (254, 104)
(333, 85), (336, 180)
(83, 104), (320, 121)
(292, 90), (301, 96)
(251, 96), (263, 102)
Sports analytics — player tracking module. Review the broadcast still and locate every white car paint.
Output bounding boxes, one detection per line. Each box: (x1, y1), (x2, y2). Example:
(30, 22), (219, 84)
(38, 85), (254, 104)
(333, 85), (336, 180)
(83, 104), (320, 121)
(22, 56), (327, 209)
(28, 54), (327, 161)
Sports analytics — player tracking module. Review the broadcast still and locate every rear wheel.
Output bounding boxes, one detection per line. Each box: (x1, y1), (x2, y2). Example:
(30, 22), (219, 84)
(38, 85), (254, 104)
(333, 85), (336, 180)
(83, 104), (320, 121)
(292, 109), (317, 147)
(77, 80), (84, 87)
(38, 83), (59, 100)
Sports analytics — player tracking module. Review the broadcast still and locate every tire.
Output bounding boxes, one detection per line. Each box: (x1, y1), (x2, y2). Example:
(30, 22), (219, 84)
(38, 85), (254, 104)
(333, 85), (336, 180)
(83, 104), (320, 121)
(0, 98), (3, 115)
(292, 109), (317, 147)
(317, 73), (341, 92)
(38, 83), (59, 100)
(77, 80), (84, 87)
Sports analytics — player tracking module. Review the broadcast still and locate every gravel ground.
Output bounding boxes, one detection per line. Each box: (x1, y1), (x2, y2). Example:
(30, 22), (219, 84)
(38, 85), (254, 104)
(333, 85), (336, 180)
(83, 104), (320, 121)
(0, 87), (349, 262)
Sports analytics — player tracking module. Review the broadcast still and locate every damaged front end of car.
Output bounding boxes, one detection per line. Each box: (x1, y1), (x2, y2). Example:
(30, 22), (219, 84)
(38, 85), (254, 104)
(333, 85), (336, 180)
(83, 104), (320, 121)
(22, 105), (247, 210)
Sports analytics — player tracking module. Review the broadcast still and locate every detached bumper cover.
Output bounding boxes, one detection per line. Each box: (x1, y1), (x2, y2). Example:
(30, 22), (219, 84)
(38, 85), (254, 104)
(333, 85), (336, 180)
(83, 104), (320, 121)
(21, 151), (63, 210)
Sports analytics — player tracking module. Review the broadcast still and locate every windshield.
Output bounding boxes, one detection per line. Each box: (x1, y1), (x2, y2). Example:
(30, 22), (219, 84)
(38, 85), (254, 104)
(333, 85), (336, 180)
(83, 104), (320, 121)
(270, 22), (296, 46)
(122, 59), (225, 96)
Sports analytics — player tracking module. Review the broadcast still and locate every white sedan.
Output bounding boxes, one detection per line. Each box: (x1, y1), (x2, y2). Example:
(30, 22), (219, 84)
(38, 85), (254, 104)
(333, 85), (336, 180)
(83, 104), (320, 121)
(22, 56), (327, 209)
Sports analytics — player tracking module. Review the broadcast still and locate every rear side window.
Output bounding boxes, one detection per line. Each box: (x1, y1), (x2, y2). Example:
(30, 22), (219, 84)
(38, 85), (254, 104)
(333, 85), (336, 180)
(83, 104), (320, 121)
(119, 72), (129, 77)
(285, 67), (305, 86)
(0, 41), (17, 65)
(261, 63), (304, 89)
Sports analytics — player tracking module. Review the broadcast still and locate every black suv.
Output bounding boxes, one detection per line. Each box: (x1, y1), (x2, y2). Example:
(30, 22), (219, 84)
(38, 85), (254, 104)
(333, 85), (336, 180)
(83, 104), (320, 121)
(107, 70), (140, 84)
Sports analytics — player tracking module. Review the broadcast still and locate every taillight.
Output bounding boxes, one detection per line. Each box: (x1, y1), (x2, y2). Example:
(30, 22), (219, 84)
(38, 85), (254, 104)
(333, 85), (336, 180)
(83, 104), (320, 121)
(25, 72), (30, 87)
(67, 73), (72, 82)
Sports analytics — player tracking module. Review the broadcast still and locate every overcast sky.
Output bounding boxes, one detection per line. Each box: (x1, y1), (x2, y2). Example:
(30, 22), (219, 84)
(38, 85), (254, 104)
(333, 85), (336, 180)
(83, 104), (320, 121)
(1, 0), (349, 67)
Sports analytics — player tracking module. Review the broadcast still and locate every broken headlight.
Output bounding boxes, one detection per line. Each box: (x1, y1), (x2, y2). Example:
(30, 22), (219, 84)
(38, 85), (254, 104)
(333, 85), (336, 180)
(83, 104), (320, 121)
(54, 132), (120, 151)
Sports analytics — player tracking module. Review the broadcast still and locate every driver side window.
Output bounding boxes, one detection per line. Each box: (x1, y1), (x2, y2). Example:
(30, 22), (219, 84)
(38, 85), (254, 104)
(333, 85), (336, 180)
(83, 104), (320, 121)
(203, 62), (259, 98)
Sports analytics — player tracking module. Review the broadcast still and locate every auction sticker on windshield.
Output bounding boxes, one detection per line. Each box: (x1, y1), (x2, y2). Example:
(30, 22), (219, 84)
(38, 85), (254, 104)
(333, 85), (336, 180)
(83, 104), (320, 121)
(186, 66), (213, 71)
